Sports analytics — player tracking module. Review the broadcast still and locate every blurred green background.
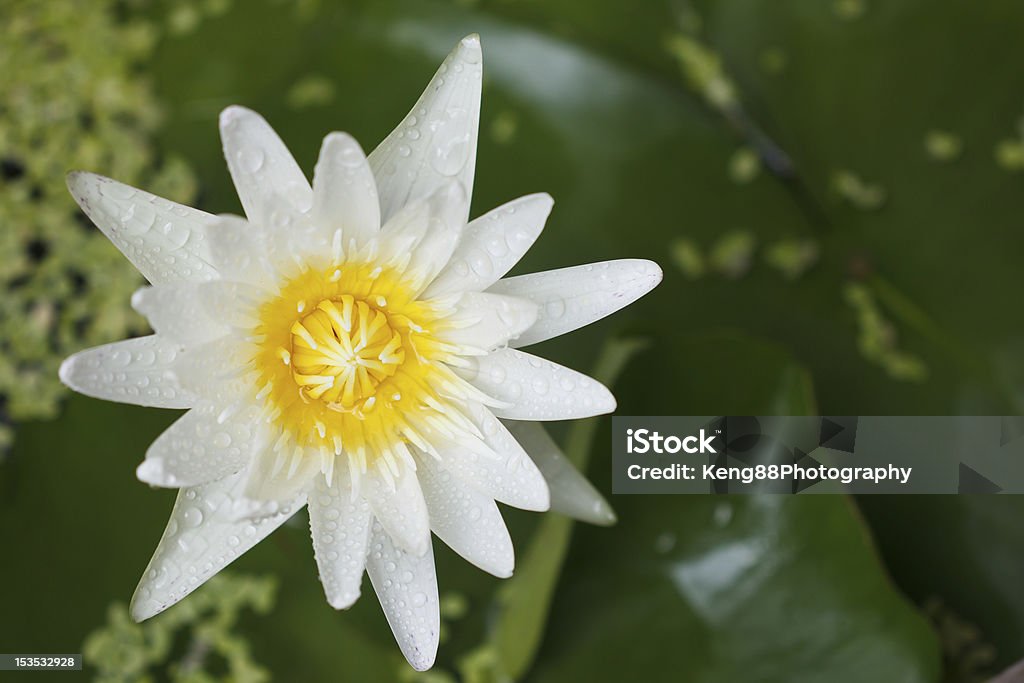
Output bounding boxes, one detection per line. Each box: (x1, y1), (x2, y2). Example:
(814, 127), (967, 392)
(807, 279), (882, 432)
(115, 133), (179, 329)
(2, 0), (1024, 680)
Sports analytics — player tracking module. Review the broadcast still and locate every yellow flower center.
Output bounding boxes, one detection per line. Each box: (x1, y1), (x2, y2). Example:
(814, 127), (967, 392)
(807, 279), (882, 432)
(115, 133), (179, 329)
(252, 261), (468, 472)
(289, 296), (405, 408)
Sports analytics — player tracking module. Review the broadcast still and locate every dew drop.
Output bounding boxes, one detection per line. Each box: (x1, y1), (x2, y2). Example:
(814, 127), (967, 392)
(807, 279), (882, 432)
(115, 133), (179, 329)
(182, 507), (204, 527)
(544, 298), (567, 319)
(488, 364), (507, 383)
(430, 110), (471, 176)
(237, 147), (265, 173)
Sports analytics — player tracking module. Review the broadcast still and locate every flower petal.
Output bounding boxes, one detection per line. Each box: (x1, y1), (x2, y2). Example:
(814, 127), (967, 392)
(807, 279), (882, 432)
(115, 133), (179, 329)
(129, 471), (306, 621)
(131, 281), (261, 345)
(405, 183), (467, 290)
(368, 34), (482, 225)
(441, 292), (538, 352)
(417, 455), (514, 578)
(312, 132), (381, 248)
(458, 349), (616, 420)
(59, 335), (195, 409)
(173, 335), (256, 404)
(366, 520), (440, 672)
(488, 259), (663, 347)
(219, 105), (312, 224)
(136, 403), (263, 488)
(424, 193), (553, 298)
(379, 181), (467, 292)
(437, 403), (550, 512)
(503, 420), (616, 526)
(363, 462), (431, 557)
(65, 172), (219, 285)
(203, 214), (282, 288)
(309, 462), (373, 609)
(241, 444), (322, 504)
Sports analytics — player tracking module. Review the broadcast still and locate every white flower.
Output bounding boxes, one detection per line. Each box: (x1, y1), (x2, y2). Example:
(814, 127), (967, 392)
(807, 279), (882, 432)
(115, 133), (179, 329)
(59, 35), (661, 670)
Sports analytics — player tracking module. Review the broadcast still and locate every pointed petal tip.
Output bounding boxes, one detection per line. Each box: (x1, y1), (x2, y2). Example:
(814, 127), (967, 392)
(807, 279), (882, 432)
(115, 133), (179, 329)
(459, 33), (482, 52)
(135, 459), (162, 486)
(322, 130), (362, 149)
(408, 652), (437, 672)
(517, 191), (555, 218)
(64, 170), (100, 205)
(218, 104), (256, 128)
(57, 354), (75, 387)
(535, 485), (552, 513)
(450, 34), (482, 69)
(594, 504), (618, 527)
(641, 259), (664, 290)
(327, 589), (361, 610)
(624, 258), (664, 293)
(128, 592), (158, 623)
(65, 169), (86, 192)
(641, 258), (664, 283)
(129, 286), (149, 314)
(597, 385), (618, 415)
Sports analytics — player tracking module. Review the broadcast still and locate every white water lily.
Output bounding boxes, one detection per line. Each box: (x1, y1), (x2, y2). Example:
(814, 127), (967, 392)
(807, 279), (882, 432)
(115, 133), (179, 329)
(59, 35), (661, 670)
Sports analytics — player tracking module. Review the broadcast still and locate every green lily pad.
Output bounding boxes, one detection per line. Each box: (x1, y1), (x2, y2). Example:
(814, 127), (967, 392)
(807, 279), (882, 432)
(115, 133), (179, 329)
(529, 494), (941, 683)
(859, 496), (1024, 679)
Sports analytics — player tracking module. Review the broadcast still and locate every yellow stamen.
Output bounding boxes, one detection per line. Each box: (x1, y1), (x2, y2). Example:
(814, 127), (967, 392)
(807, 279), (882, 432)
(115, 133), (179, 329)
(251, 261), (479, 466)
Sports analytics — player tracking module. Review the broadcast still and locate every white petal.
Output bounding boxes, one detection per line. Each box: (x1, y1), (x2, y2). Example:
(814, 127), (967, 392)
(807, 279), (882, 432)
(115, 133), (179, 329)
(59, 336), (195, 408)
(417, 456), (514, 578)
(363, 463), (431, 556)
(365, 521), (439, 672)
(504, 420), (616, 526)
(368, 34), (482, 225)
(439, 403), (549, 512)
(312, 132), (381, 248)
(424, 193), (553, 298)
(136, 403), (262, 488)
(440, 292), (538, 352)
(132, 285), (227, 344)
(129, 471), (306, 621)
(220, 106), (312, 224)
(257, 193), (327, 272)
(309, 462), (372, 609)
(203, 214), (280, 288)
(173, 335), (255, 404)
(458, 349), (616, 420)
(242, 444), (322, 504)
(66, 172), (219, 285)
(489, 259), (663, 347)
(379, 181), (466, 291)
(131, 281), (261, 345)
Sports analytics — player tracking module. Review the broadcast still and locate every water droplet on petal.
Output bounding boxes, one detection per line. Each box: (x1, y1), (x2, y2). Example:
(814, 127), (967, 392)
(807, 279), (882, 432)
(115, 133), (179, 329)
(183, 507), (204, 527)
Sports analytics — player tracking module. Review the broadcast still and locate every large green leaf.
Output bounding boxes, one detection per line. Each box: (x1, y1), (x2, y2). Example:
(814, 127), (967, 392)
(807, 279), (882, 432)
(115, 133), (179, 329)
(859, 496), (1024, 679)
(530, 495), (940, 683)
